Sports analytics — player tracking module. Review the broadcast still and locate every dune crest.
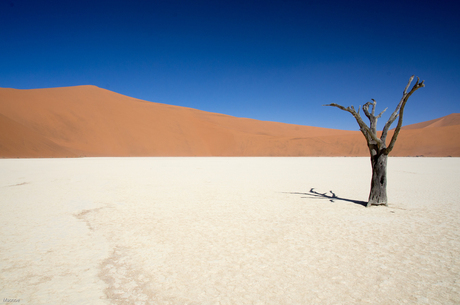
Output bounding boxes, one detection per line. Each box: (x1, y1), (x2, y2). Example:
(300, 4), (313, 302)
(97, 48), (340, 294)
(402, 113), (460, 130)
(1, 86), (459, 157)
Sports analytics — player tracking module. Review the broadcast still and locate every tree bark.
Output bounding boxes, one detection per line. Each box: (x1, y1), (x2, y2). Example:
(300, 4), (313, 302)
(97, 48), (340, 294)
(368, 152), (388, 207)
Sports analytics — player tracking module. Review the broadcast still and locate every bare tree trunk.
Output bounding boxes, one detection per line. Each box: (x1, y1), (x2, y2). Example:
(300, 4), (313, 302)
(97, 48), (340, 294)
(368, 152), (388, 207)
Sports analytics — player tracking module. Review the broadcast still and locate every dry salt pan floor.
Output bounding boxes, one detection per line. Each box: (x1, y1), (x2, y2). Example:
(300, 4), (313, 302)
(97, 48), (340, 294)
(1, 157), (460, 304)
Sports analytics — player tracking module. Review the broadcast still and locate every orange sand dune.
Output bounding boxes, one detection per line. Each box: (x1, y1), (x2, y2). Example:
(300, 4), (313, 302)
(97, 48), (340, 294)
(0, 113), (78, 158)
(402, 113), (460, 130)
(0, 86), (459, 157)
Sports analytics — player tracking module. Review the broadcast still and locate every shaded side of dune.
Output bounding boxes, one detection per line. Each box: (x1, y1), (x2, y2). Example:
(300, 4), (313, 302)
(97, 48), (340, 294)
(0, 113), (78, 158)
(1, 86), (459, 157)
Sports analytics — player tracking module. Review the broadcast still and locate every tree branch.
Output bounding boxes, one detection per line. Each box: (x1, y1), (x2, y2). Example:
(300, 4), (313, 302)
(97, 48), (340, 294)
(376, 107), (387, 119)
(323, 103), (382, 146)
(382, 76), (414, 141)
(362, 101), (373, 121)
(324, 75), (424, 154)
(384, 76), (425, 154)
(355, 99), (385, 143)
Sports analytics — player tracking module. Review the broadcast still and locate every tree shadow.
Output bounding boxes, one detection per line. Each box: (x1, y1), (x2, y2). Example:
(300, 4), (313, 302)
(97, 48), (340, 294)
(287, 188), (367, 207)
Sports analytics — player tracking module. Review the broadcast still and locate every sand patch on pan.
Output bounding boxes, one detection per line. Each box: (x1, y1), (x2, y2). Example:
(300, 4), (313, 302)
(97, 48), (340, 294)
(1, 157), (459, 304)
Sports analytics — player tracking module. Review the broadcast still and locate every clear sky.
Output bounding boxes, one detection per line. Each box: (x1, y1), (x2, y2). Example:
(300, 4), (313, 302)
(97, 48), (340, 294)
(1, 0), (459, 130)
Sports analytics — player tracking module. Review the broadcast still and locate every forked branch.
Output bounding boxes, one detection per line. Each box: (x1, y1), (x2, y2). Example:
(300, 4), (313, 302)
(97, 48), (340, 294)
(383, 76), (425, 154)
(324, 75), (424, 154)
(323, 103), (382, 146)
(362, 99), (387, 134)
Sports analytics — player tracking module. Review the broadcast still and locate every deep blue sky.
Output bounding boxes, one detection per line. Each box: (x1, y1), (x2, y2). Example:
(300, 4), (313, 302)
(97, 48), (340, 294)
(1, 0), (459, 130)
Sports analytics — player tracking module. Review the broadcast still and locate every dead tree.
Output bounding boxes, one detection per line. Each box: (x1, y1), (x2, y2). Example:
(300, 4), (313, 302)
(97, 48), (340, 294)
(324, 76), (425, 207)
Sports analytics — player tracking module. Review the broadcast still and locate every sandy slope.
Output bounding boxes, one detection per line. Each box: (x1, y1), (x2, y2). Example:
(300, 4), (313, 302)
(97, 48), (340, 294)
(402, 113), (460, 129)
(0, 113), (78, 158)
(1, 86), (459, 157)
(1, 157), (459, 304)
